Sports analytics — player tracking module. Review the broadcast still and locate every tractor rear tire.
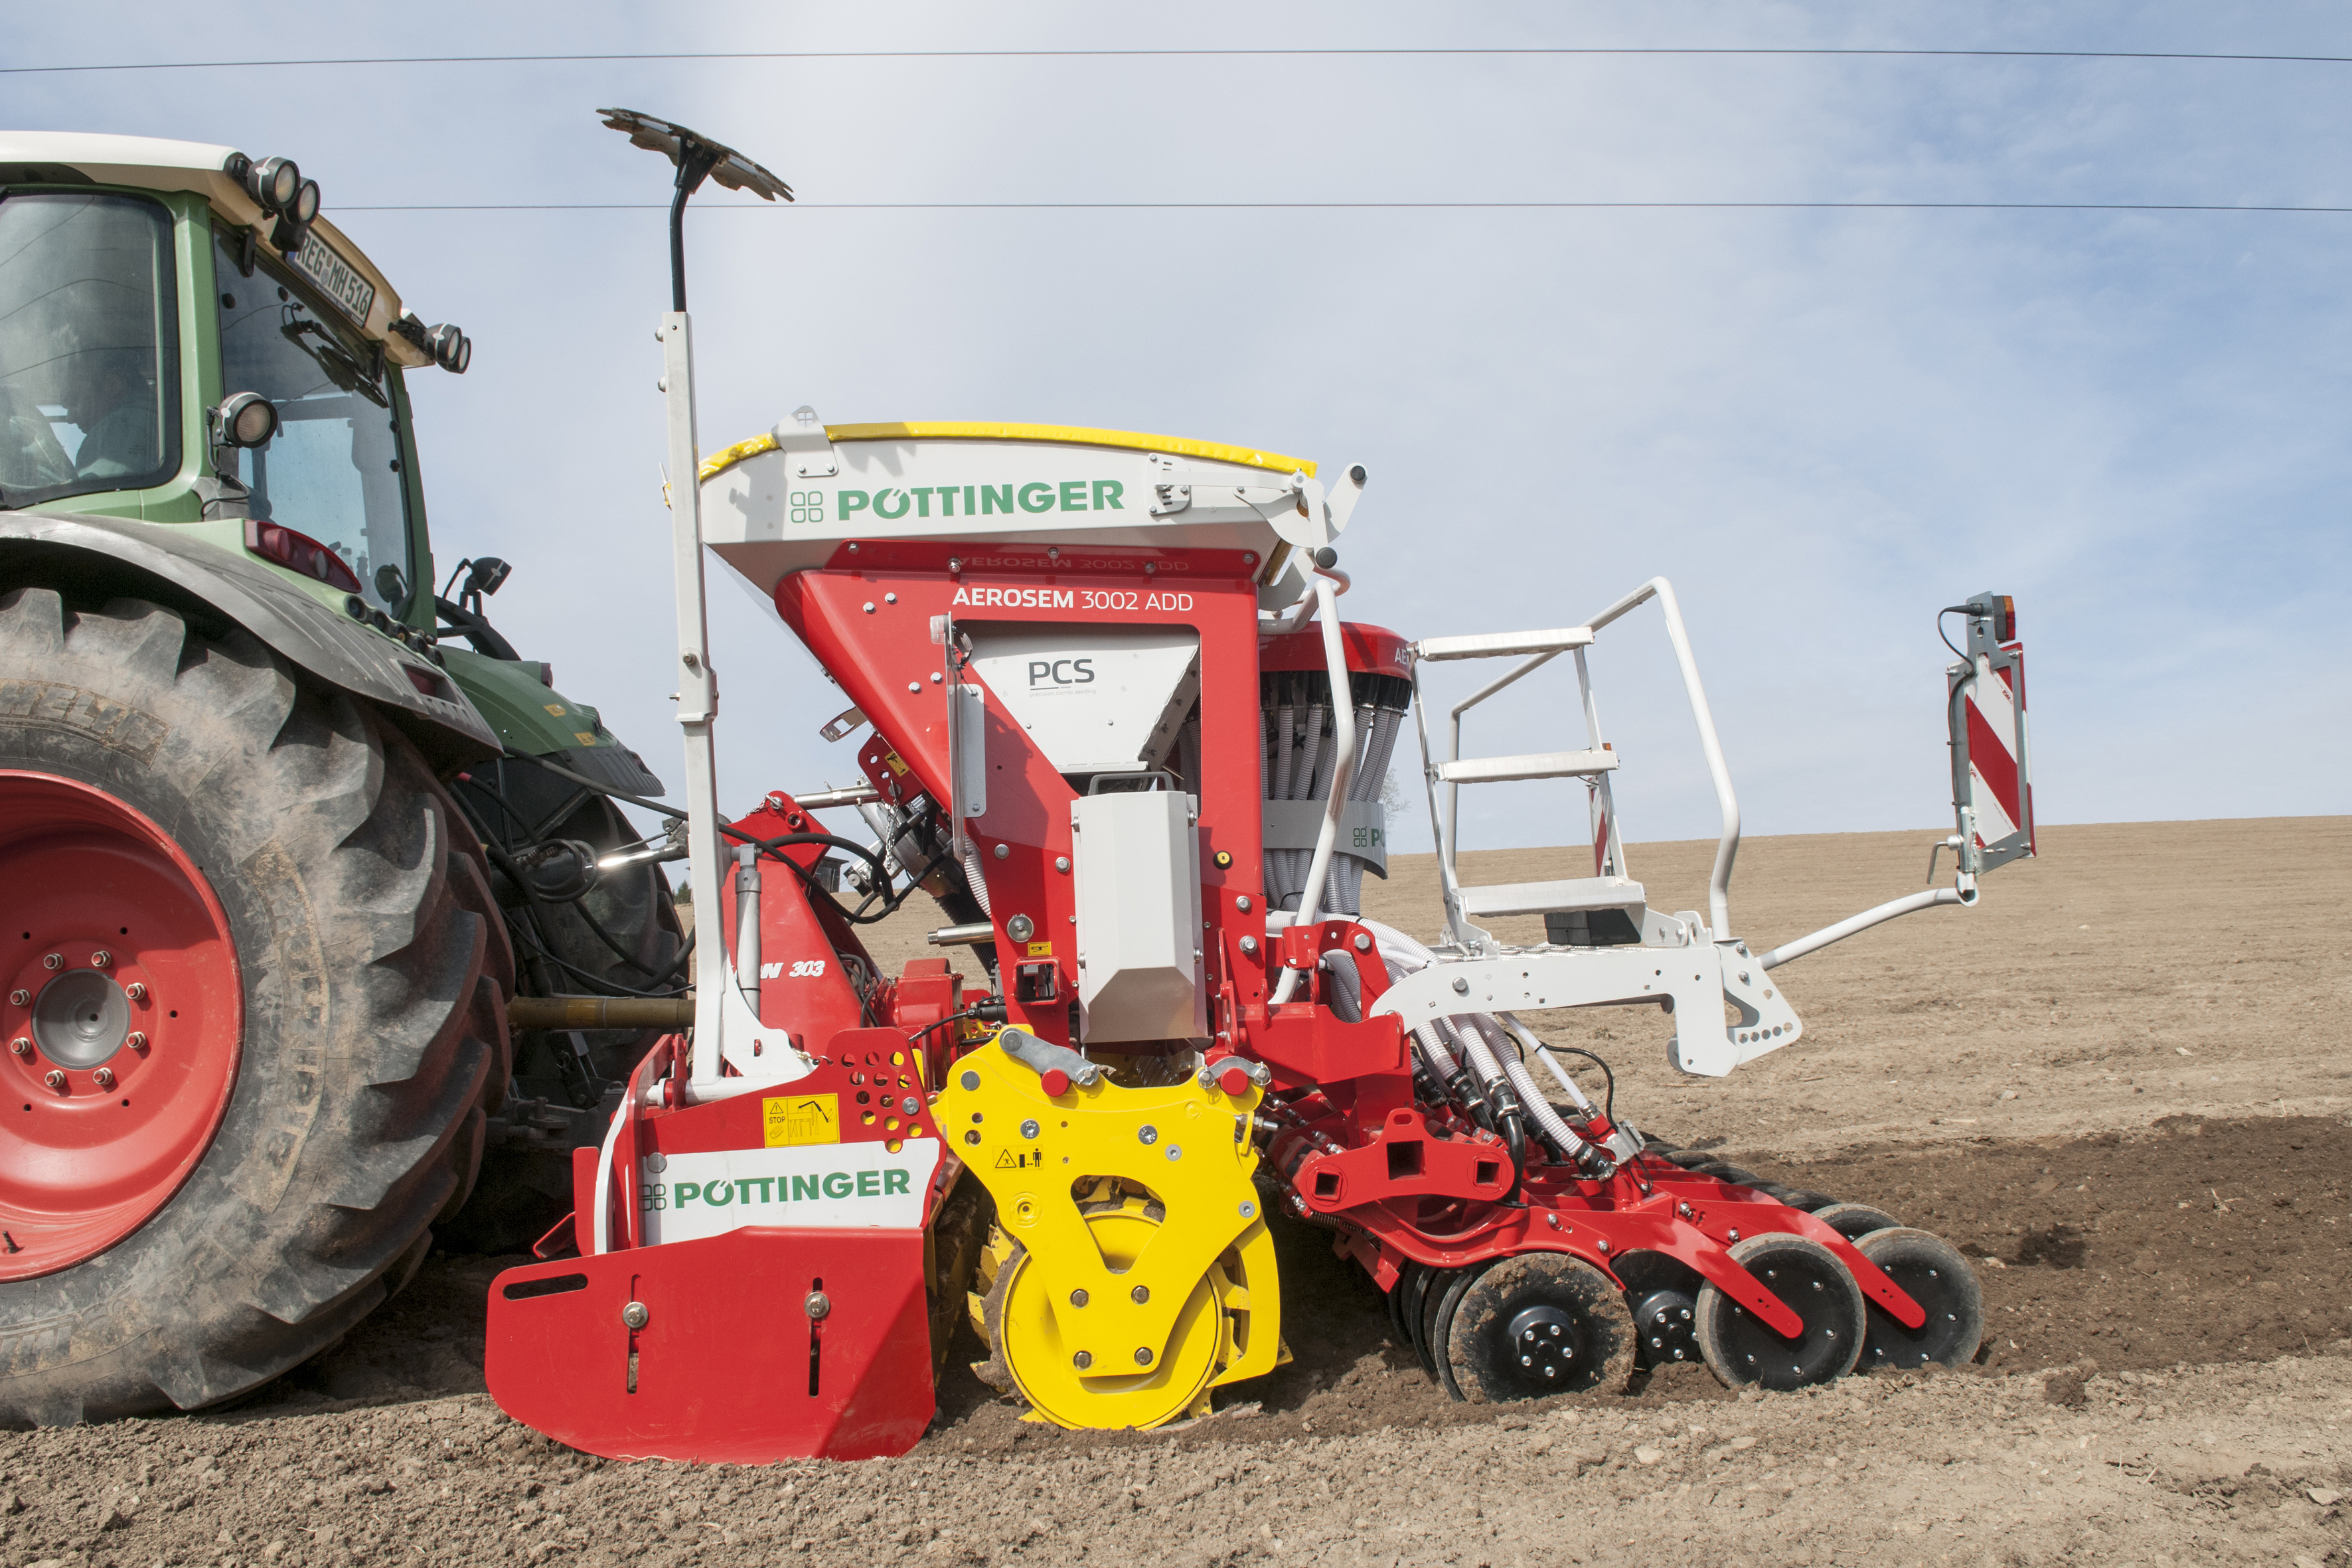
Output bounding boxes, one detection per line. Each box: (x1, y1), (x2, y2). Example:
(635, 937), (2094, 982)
(0, 589), (511, 1425)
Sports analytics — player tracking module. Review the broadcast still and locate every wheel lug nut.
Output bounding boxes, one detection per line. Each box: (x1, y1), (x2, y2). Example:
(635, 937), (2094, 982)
(9, 1038), (29, 1056)
(125, 983), (147, 1002)
(1131, 1285), (1150, 1304)
(91, 950), (111, 968)
(7, 990), (26, 1006)
(1133, 1348), (1152, 1366)
(1072, 1350), (1093, 1370)
(42, 953), (62, 971)
(127, 1032), (148, 1051)
(94, 1067), (116, 1089)
(43, 1069), (66, 1091)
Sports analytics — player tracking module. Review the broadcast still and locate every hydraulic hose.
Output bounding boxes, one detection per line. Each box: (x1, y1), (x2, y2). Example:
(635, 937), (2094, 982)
(1502, 1052), (1609, 1176)
(1499, 1109), (1528, 1205)
(1432, 1018), (1498, 1129)
(1457, 1014), (1528, 1202)
(1320, 951), (1363, 1023)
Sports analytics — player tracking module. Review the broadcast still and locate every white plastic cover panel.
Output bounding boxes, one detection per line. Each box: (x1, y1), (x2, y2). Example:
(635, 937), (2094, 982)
(700, 435), (1294, 591)
(967, 623), (1200, 777)
(1070, 790), (1206, 1044)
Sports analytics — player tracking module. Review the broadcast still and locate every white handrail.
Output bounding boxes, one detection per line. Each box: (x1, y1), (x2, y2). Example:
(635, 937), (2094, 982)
(1579, 577), (1741, 939)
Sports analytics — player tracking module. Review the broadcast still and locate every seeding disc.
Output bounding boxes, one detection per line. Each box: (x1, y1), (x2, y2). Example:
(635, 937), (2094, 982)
(1851, 1227), (1985, 1372)
(1812, 1202), (1904, 1241)
(1444, 1253), (1635, 1402)
(1693, 1233), (1867, 1391)
(997, 1196), (1229, 1430)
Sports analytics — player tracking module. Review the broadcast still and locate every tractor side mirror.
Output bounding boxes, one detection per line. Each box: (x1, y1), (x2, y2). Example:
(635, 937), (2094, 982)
(464, 557), (511, 599)
(374, 564), (413, 618)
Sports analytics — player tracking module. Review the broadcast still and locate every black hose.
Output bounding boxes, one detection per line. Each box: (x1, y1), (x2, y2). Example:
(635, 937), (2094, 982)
(493, 749), (916, 917)
(449, 783), (694, 1001)
(515, 926), (696, 1000)
(482, 838), (696, 999)
(570, 895), (690, 983)
(1543, 1045), (1618, 1126)
(1498, 1107), (1528, 1207)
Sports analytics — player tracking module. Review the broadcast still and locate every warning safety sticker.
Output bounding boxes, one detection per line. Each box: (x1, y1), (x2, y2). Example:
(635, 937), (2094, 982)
(763, 1093), (840, 1147)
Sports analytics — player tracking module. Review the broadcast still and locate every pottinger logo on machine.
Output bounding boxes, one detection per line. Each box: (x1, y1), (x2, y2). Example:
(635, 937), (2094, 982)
(638, 1138), (941, 1243)
(835, 480), (1127, 522)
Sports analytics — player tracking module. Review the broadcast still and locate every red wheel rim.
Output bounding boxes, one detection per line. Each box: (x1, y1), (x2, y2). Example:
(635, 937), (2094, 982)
(0, 771), (242, 1280)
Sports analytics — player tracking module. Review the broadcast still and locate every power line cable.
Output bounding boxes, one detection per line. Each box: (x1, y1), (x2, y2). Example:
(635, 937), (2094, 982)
(9, 46), (2352, 75)
(329, 200), (2352, 214)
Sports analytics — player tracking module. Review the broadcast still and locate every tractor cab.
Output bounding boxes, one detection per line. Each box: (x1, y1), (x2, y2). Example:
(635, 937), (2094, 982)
(0, 132), (463, 624)
(0, 131), (658, 789)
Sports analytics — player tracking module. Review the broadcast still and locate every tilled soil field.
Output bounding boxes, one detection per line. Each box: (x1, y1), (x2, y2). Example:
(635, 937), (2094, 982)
(3, 819), (2349, 1567)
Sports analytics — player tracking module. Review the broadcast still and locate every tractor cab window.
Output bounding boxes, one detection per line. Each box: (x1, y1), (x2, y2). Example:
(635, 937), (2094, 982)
(0, 191), (181, 507)
(213, 228), (413, 612)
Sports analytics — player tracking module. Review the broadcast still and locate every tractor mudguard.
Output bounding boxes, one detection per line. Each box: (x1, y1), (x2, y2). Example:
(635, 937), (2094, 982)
(0, 510), (498, 769)
(439, 644), (665, 795)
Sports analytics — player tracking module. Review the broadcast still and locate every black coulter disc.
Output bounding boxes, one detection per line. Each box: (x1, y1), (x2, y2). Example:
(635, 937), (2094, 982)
(1424, 1267), (1486, 1401)
(1444, 1252), (1636, 1401)
(1401, 1263), (1443, 1377)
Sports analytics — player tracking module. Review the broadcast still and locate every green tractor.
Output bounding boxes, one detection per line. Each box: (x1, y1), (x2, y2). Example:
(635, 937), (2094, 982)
(0, 131), (685, 1424)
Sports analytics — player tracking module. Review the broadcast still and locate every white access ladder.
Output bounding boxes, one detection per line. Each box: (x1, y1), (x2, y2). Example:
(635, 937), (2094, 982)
(1407, 576), (1743, 954)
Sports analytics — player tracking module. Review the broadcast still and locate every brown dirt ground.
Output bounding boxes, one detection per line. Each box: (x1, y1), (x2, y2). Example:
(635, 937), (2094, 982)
(5, 818), (2349, 1568)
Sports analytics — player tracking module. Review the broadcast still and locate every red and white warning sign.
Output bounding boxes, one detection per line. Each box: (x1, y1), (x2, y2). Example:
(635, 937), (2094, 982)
(1950, 623), (2034, 874)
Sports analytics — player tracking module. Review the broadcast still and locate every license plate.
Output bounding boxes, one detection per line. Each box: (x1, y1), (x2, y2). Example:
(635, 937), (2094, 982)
(289, 227), (377, 326)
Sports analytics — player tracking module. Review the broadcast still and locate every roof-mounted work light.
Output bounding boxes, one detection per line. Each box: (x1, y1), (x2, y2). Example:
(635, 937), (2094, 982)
(428, 323), (473, 374)
(232, 153), (302, 214)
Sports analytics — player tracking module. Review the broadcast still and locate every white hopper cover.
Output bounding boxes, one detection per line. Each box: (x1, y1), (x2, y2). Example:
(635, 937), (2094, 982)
(964, 623), (1200, 777)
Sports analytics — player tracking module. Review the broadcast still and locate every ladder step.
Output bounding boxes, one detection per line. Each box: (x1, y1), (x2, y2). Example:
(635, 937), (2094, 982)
(1458, 877), (1648, 919)
(1435, 748), (1618, 785)
(1413, 627), (1594, 662)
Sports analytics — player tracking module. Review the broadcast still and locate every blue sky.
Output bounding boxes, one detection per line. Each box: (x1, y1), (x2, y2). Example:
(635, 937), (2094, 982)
(9, 2), (2348, 856)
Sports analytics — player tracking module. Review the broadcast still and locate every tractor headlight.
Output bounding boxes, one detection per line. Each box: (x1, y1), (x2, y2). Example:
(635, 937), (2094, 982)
(290, 179), (321, 226)
(244, 155), (301, 214)
(215, 391), (279, 449)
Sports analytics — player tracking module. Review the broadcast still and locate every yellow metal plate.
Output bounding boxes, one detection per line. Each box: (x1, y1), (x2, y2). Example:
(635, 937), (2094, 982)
(929, 1035), (1284, 1427)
